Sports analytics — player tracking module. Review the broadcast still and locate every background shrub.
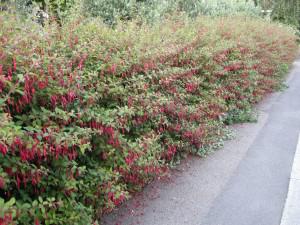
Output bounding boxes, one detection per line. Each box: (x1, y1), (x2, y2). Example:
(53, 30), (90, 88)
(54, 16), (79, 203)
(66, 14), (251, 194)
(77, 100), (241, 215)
(271, 0), (300, 30)
(82, 0), (261, 24)
(178, 0), (261, 17)
(1, 0), (261, 24)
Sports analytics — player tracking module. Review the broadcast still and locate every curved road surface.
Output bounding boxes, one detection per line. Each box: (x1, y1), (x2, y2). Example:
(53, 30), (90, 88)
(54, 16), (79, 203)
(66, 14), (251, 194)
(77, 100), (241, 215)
(103, 56), (300, 225)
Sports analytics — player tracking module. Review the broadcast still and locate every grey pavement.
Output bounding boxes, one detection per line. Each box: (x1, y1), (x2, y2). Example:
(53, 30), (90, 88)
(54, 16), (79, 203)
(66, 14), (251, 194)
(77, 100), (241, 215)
(103, 56), (300, 225)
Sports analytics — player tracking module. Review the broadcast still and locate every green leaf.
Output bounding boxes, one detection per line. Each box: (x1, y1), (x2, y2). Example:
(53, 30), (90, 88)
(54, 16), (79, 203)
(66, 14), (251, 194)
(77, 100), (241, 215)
(6, 197), (16, 207)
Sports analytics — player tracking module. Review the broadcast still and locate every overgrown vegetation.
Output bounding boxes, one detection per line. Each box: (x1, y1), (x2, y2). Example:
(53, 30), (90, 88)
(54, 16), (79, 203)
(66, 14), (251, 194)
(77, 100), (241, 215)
(3, 0), (299, 29)
(271, 0), (300, 30)
(3, 0), (261, 24)
(0, 0), (299, 224)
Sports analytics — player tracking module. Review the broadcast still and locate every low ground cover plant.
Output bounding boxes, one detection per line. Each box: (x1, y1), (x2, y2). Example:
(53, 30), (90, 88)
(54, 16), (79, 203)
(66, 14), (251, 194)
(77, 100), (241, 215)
(0, 12), (298, 224)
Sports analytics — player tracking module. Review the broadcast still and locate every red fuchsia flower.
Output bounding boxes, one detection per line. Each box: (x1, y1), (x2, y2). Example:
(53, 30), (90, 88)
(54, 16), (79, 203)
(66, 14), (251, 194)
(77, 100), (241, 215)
(13, 137), (23, 148)
(5, 168), (12, 176)
(215, 71), (225, 78)
(68, 148), (77, 160)
(174, 124), (181, 132)
(128, 96), (133, 108)
(113, 193), (125, 206)
(214, 53), (227, 63)
(20, 148), (30, 161)
(183, 131), (193, 139)
(48, 64), (55, 79)
(78, 59), (85, 70)
(74, 36), (79, 45)
(124, 155), (133, 165)
(125, 151), (138, 166)
(166, 145), (177, 160)
(0, 143), (8, 156)
(108, 192), (125, 206)
(104, 126), (114, 137)
(108, 191), (114, 200)
(31, 171), (41, 186)
(110, 64), (117, 74)
(16, 175), (21, 189)
(0, 213), (13, 225)
(37, 79), (48, 90)
(67, 91), (76, 102)
(224, 63), (243, 72)
(185, 83), (197, 93)
(50, 95), (58, 107)
(68, 73), (74, 84)
(7, 68), (12, 81)
(143, 62), (150, 72)
(59, 78), (65, 87)
(35, 218), (40, 225)
(61, 96), (68, 108)
(0, 64), (2, 75)
(113, 138), (120, 148)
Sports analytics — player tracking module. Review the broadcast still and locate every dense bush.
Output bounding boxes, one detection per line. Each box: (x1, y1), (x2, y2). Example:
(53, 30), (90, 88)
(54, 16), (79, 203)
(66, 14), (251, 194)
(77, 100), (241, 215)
(0, 12), (298, 224)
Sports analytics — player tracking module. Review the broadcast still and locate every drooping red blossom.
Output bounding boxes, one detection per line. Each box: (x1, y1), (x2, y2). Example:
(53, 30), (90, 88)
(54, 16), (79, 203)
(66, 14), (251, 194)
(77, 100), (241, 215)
(50, 95), (58, 107)
(67, 91), (76, 102)
(110, 64), (117, 74)
(34, 218), (40, 225)
(185, 83), (198, 92)
(125, 151), (139, 166)
(108, 192), (126, 206)
(165, 145), (177, 160)
(38, 78), (48, 89)
(127, 96), (133, 108)
(7, 68), (12, 81)
(0, 213), (13, 225)
(78, 59), (84, 70)
(0, 143), (8, 156)
(48, 64), (55, 79)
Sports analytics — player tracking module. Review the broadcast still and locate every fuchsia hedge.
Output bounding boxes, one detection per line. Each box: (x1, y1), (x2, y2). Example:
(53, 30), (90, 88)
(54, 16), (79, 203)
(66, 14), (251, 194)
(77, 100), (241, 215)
(0, 14), (298, 224)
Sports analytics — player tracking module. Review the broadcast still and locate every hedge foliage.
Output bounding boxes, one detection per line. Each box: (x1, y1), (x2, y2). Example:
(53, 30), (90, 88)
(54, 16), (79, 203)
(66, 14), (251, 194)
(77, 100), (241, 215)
(0, 12), (298, 224)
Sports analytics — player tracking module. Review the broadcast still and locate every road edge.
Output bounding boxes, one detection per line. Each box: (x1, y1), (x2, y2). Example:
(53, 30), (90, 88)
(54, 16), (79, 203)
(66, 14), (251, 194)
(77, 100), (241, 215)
(280, 133), (300, 225)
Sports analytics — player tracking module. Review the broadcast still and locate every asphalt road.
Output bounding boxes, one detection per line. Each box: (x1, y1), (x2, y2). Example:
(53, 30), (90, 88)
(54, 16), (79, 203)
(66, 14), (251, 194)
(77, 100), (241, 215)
(103, 56), (300, 225)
